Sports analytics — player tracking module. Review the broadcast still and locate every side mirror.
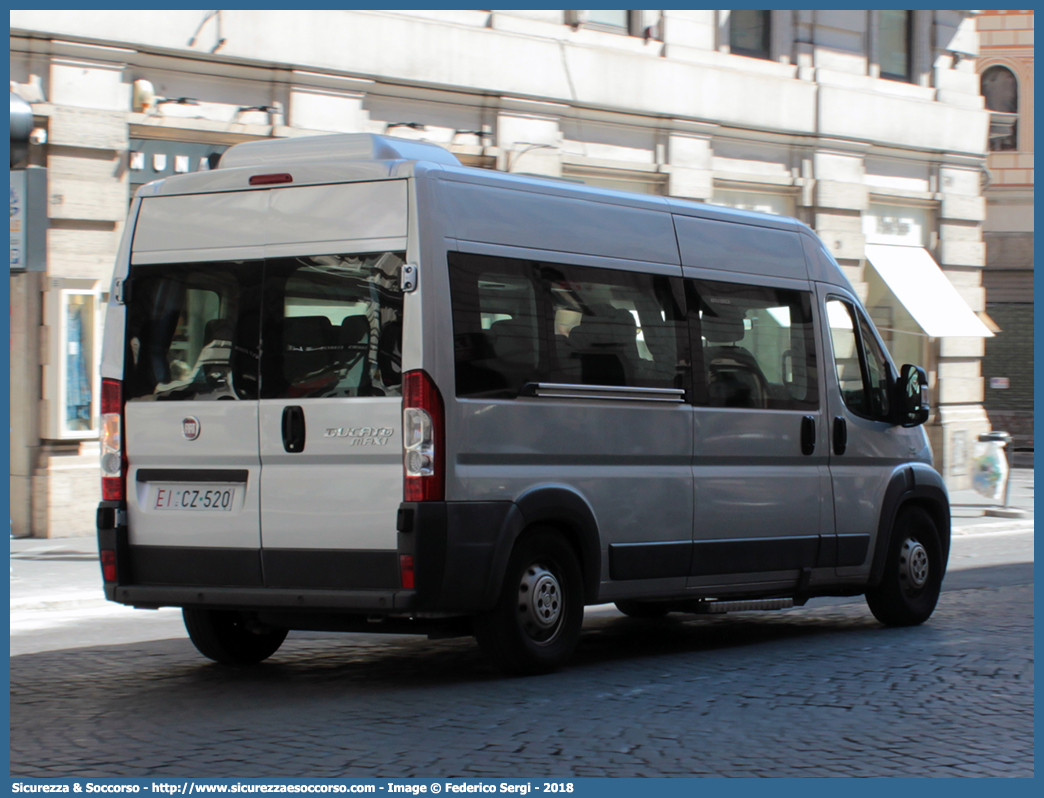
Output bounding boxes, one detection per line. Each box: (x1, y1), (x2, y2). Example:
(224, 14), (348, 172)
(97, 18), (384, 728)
(896, 364), (929, 427)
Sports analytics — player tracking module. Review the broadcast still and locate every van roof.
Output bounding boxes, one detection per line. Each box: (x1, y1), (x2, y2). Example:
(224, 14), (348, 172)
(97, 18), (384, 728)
(129, 133), (845, 286)
(218, 133), (462, 170)
(134, 132), (812, 238)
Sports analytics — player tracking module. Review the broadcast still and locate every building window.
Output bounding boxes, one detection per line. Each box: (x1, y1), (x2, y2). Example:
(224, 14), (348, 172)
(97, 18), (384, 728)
(730, 10), (771, 60)
(879, 10), (912, 82)
(708, 188), (796, 217)
(573, 10), (636, 35)
(587, 10), (627, 28)
(981, 66), (1018, 151)
(128, 139), (230, 197)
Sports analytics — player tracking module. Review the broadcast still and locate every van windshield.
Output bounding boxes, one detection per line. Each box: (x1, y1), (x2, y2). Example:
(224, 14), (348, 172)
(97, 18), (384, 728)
(124, 252), (405, 401)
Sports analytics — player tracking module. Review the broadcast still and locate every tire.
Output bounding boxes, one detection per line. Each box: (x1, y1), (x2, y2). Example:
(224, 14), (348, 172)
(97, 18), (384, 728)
(865, 505), (944, 627)
(182, 608), (288, 666)
(614, 600), (670, 619)
(474, 529), (585, 675)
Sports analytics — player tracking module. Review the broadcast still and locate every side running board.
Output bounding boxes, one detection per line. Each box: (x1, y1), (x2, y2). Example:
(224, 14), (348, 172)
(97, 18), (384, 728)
(690, 598), (794, 614)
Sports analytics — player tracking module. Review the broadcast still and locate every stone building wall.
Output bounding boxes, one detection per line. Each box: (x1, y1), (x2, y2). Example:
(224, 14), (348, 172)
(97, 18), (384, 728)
(9, 10), (995, 535)
(978, 9), (1034, 461)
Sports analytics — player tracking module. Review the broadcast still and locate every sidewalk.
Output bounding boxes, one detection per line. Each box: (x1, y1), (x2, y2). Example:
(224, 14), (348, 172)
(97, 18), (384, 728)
(948, 466), (1034, 529)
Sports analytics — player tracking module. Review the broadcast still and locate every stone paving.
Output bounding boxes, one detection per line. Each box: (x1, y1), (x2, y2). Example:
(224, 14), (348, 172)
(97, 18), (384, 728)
(10, 577), (1034, 778)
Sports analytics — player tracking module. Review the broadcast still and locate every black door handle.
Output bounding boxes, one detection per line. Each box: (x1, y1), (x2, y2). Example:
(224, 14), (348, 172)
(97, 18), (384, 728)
(833, 416), (847, 456)
(282, 406), (306, 453)
(801, 415), (816, 456)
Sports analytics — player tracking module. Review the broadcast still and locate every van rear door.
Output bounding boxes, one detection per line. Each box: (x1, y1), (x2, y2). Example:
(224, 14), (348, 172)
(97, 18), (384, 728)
(123, 188), (268, 583)
(254, 181), (409, 591)
(122, 252), (265, 584)
(256, 252), (406, 590)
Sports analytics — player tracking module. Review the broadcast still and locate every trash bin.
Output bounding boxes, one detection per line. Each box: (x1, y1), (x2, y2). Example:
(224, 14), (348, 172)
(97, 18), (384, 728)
(975, 431), (1024, 517)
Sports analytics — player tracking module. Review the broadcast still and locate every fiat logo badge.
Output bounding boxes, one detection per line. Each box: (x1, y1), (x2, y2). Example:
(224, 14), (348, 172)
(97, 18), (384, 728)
(182, 417), (201, 441)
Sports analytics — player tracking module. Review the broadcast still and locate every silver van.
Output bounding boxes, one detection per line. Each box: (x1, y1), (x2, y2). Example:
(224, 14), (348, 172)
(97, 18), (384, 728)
(97, 134), (948, 674)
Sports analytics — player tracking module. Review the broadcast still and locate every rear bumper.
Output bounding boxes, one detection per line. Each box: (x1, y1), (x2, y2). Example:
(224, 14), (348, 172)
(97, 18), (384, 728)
(97, 499), (519, 615)
(110, 584), (415, 613)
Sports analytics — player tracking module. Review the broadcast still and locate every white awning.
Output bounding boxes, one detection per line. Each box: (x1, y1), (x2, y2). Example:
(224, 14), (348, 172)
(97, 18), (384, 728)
(865, 244), (994, 338)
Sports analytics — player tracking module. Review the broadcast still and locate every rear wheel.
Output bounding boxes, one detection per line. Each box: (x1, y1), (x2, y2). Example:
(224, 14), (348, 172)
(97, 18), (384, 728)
(182, 608), (288, 666)
(614, 600), (670, 619)
(865, 505), (944, 626)
(474, 529), (584, 675)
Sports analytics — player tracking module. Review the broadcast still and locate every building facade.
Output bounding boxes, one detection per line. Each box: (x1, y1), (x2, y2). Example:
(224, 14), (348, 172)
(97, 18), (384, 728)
(977, 9), (1034, 465)
(10, 10), (994, 536)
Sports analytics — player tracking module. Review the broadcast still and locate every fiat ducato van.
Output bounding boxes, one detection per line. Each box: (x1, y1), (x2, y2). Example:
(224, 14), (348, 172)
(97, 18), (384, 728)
(97, 134), (948, 674)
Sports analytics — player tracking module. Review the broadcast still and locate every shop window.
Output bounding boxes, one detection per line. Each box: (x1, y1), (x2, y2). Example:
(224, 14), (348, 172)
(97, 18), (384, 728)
(42, 282), (103, 439)
(730, 10), (771, 60)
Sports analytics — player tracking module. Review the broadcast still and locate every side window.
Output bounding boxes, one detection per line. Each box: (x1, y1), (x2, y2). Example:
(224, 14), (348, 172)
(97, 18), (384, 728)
(449, 253), (542, 398)
(124, 261), (262, 402)
(688, 279), (818, 411)
(261, 252), (405, 399)
(826, 298), (892, 420)
(858, 312), (892, 418)
(543, 262), (685, 390)
(448, 251), (686, 398)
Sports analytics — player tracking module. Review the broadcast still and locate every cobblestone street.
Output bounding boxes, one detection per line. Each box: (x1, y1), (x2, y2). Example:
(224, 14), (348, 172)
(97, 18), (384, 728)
(10, 568), (1033, 778)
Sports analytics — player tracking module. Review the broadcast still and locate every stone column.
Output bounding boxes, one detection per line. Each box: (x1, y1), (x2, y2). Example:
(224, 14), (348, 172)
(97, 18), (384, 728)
(934, 164), (991, 489)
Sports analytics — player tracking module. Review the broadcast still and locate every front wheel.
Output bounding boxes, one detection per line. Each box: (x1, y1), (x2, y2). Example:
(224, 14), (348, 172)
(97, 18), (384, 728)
(865, 505), (944, 626)
(183, 608), (288, 666)
(474, 529), (585, 675)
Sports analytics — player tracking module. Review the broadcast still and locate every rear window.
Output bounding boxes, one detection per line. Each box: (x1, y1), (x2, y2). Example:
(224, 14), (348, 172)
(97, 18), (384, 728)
(261, 253), (405, 399)
(125, 252), (404, 401)
(124, 260), (262, 402)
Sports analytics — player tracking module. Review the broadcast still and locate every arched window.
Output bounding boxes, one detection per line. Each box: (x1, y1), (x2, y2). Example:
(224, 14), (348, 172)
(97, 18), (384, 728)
(981, 66), (1018, 151)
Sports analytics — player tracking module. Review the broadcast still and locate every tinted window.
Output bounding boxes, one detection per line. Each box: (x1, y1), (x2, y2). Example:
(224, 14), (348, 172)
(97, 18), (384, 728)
(544, 263), (685, 389)
(124, 261), (262, 402)
(449, 252), (687, 398)
(688, 279), (818, 411)
(261, 253), (405, 399)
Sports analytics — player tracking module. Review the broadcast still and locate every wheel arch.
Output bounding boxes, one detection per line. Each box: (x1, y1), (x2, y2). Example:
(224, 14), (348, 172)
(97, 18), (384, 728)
(484, 485), (602, 606)
(868, 465), (951, 588)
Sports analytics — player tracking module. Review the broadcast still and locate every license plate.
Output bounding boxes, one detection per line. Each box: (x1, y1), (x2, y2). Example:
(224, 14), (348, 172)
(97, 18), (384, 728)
(152, 484), (238, 512)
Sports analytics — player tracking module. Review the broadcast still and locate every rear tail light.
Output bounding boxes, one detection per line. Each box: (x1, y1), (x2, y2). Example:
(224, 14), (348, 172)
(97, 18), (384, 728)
(399, 554), (415, 589)
(402, 370), (444, 501)
(100, 549), (117, 583)
(100, 378), (126, 501)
